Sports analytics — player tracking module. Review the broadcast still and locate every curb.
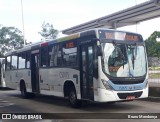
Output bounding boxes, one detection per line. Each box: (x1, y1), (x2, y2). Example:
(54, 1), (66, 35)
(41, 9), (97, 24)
(139, 96), (160, 102)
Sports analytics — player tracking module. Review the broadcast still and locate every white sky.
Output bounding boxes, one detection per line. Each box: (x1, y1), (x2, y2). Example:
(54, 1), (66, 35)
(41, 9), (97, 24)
(0, 0), (160, 43)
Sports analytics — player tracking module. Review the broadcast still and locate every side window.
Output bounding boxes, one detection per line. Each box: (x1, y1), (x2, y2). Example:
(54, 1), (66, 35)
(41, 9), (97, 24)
(18, 53), (26, 69)
(6, 56), (11, 70)
(88, 46), (93, 73)
(26, 52), (30, 68)
(49, 45), (62, 67)
(41, 47), (48, 67)
(62, 42), (77, 66)
(11, 55), (18, 70)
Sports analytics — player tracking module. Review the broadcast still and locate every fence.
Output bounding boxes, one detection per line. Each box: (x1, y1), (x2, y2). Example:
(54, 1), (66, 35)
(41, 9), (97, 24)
(148, 57), (160, 96)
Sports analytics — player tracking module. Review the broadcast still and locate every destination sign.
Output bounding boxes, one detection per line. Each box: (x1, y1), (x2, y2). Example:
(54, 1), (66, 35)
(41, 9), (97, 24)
(99, 30), (142, 42)
(105, 32), (139, 41)
(125, 34), (139, 41)
(66, 42), (74, 48)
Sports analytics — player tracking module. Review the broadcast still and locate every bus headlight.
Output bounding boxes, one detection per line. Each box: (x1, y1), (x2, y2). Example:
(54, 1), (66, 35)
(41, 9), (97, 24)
(101, 79), (113, 90)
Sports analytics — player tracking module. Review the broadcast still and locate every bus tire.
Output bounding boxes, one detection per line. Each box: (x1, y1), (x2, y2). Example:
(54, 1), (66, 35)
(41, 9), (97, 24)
(68, 88), (81, 108)
(20, 82), (28, 99)
(107, 102), (116, 104)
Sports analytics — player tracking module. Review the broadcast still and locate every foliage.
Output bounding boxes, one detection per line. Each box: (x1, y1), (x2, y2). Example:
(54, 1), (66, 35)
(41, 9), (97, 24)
(149, 67), (160, 70)
(149, 73), (160, 79)
(0, 26), (25, 56)
(145, 31), (160, 57)
(39, 21), (59, 41)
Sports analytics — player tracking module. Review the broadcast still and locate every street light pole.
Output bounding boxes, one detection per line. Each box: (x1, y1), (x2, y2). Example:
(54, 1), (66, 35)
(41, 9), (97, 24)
(21, 0), (26, 46)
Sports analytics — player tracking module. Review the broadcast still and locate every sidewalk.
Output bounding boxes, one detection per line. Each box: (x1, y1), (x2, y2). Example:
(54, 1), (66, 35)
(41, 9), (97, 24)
(140, 96), (160, 102)
(149, 79), (160, 87)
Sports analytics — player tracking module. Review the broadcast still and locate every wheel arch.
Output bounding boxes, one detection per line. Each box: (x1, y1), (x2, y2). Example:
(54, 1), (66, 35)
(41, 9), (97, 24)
(63, 80), (76, 97)
(19, 79), (26, 91)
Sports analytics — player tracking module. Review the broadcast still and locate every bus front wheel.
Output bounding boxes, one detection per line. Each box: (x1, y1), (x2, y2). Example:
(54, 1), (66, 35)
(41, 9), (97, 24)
(68, 89), (81, 108)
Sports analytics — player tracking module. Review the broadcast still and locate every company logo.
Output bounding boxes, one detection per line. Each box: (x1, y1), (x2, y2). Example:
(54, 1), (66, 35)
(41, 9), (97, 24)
(1, 114), (42, 120)
(129, 86), (133, 90)
(118, 85), (142, 91)
(2, 114), (11, 119)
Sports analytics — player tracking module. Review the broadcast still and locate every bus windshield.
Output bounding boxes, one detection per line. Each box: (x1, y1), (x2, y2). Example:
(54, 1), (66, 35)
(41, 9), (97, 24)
(101, 43), (147, 77)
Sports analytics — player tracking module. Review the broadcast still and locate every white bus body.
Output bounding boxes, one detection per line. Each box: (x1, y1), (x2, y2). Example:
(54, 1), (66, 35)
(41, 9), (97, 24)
(0, 58), (6, 87)
(5, 29), (148, 107)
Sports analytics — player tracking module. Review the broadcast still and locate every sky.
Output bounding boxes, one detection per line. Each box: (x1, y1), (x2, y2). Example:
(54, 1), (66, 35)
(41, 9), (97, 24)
(0, 0), (160, 43)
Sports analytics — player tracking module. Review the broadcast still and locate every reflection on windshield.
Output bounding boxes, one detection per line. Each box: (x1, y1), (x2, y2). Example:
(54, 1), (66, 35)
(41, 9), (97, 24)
(101, 43), (146, 77)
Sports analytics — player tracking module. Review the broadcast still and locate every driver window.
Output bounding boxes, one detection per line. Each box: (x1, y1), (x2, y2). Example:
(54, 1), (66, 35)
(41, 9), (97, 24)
(109, 44), (127, 67)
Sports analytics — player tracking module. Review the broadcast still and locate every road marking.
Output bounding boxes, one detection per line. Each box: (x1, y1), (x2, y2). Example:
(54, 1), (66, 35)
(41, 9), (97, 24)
(0, 99), (14, 108)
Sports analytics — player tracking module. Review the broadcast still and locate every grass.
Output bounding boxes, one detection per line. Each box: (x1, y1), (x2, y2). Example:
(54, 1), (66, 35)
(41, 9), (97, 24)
(149, 67), (160, 70)
(149, 73), (160, 79)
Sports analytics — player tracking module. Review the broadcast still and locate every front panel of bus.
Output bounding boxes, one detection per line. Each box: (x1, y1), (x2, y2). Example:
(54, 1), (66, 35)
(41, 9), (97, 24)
(95, 29), (148, 102)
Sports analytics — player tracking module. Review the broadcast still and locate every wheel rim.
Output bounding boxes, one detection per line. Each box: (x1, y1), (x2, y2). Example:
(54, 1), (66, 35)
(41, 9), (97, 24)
(21, 84), (26, 97)
(70, 91), (76, 104)
(22, 89), (25, 96)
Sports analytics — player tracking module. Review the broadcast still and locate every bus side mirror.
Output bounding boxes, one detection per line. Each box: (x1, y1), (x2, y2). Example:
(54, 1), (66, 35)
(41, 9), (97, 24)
(97, 45), (102, 56)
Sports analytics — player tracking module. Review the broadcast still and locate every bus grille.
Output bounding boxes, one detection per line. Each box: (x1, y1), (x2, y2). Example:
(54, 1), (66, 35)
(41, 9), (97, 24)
(117, 91), (143, 99)
(111, 79), (144, 84)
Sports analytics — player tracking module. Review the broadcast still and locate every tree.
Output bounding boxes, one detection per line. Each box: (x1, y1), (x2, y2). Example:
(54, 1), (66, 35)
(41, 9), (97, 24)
(39, 22), (59, 41)
(145, 31), (160, 57)
(0, 26), (24, 56)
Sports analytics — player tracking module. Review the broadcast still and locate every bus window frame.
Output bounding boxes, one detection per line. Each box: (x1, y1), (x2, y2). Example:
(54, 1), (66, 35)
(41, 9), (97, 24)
(18, 52), (26, 70)
(62, 40), (78, 67)
(6, 56), (11, 71)
(48, 43), (62, 68)
(25, 51), (31, 69)
(40, 46), (49, 68)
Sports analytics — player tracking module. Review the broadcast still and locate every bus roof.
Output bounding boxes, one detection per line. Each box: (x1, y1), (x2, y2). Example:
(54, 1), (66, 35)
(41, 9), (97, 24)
(5, 28), (142, 56)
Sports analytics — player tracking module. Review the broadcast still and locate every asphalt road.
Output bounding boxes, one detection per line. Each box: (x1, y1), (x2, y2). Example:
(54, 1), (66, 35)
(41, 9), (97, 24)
(0, 89), (160, 122)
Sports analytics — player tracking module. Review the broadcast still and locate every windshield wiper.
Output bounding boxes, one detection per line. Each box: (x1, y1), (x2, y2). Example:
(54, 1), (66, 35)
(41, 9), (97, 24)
(135, 43), (137, 59)
(131, 43), (138, 70)
(132, 49), (135, 69)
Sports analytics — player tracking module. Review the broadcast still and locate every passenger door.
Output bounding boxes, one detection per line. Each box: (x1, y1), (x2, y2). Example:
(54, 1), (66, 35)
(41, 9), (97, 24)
(31, 50), (40, 93)
(80, 44), (94, 100)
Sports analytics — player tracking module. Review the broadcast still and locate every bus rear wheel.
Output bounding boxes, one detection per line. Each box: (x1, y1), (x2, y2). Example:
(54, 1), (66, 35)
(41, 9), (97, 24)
(20, 82), (28, 98)
(68, 89), (81, 108)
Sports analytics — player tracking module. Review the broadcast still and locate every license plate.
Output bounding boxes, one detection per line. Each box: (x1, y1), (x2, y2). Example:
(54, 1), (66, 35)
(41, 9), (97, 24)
(126, 96), (135, 100)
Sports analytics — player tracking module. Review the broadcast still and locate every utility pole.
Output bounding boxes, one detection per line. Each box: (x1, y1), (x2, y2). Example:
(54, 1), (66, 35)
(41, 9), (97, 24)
(21, 0), (26, 46)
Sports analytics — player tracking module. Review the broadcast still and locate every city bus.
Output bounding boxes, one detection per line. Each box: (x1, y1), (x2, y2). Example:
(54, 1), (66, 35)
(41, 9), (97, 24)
(4, 28), (148, 107)
(0, 58), (6, 88)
